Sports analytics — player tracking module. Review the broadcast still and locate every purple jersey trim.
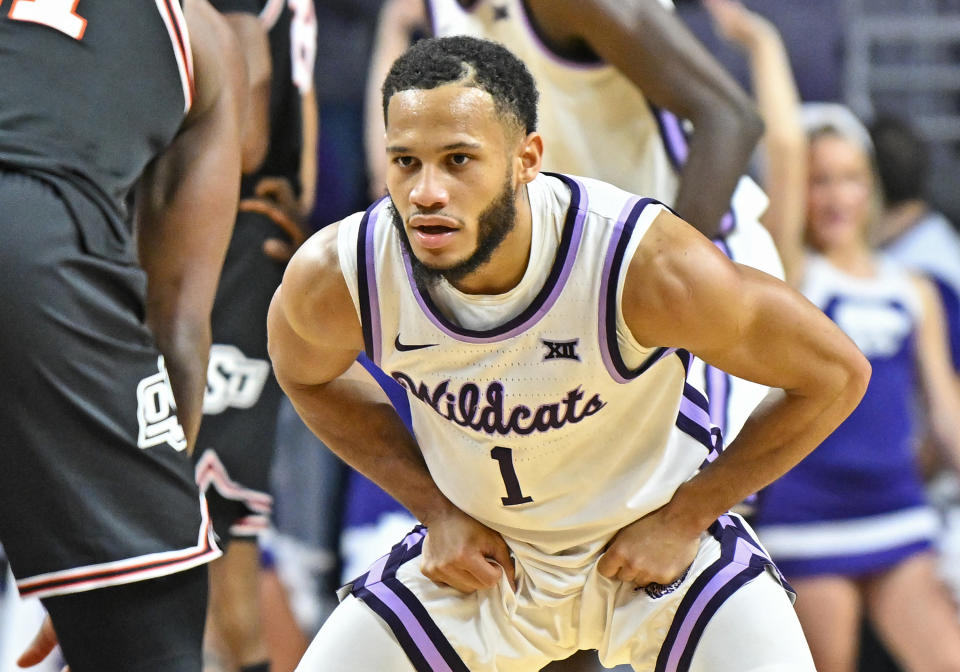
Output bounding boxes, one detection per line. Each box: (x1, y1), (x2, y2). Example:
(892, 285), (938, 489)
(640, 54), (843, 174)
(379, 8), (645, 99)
(598, 195), (687, 383)
(655, 514), (790, 672)
(351, 526), (470, 672)
(357, 197), (390, 365)
(675, 382), (723, 465)
(398, 173), (587, 343)
(703, 236), (736, 433)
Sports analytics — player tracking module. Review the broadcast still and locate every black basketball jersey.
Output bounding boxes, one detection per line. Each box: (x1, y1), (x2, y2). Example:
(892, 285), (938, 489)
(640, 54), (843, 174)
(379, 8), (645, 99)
(0, 0), (192, 230)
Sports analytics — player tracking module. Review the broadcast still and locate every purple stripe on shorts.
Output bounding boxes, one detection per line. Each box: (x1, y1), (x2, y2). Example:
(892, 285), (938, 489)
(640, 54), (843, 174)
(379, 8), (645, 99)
(366, 582), (456, 672)
(655, 514), (784, 672)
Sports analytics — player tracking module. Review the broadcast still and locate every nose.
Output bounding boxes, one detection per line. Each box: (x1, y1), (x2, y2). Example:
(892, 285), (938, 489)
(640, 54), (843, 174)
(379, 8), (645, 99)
(409, 165), (449, 211)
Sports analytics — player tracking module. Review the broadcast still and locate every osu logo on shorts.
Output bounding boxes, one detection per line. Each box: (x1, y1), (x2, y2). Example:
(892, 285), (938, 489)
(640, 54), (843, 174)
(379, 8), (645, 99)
(136, 356), (187, 452)
(202, 344), (271, 415)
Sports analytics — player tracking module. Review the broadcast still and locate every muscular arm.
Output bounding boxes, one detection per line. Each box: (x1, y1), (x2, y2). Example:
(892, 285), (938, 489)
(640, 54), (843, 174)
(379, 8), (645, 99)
(267, 224), (445, 519)
(629, 211), (870, 531)
(268, 225), (515, 591)
(136, 0), (245, 451)
(599, 210), (870, 584)
(527, 0), (763, 238)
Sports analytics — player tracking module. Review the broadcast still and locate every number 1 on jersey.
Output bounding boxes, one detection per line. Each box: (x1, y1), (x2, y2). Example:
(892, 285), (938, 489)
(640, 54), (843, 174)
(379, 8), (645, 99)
(491, 447), (533, 506)
(7, 0), (87, 40)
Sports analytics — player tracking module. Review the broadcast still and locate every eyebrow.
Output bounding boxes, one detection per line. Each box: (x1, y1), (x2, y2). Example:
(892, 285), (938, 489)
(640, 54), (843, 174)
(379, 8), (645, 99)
(386, 141), (483, 153)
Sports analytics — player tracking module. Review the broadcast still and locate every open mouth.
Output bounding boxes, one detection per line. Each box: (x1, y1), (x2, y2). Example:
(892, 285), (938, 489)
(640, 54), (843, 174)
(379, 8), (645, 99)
(415, 224), (457, 234)
(409, 215), (461, 249)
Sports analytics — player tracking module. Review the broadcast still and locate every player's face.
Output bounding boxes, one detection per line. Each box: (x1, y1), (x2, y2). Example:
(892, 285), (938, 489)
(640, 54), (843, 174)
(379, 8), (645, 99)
(384, 84), (523, 286)
(806, 134), (874, 252)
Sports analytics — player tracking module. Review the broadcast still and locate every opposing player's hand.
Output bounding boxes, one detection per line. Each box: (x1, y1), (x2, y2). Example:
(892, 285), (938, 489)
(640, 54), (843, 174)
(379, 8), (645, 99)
(18, 615), (68, 671)
(421, 507), (516, 594)
(239, 176), (307, 262)
(597, 504), (701, 588)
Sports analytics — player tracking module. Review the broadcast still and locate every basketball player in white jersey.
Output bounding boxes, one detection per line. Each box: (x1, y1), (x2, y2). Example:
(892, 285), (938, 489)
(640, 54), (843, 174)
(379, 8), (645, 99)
(367, 0), (781, 450)
(269, 37), (869, 672)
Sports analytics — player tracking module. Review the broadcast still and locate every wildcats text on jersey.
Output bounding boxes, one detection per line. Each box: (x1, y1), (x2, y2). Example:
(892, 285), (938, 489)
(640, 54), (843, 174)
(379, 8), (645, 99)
(391, 372), (606, 436)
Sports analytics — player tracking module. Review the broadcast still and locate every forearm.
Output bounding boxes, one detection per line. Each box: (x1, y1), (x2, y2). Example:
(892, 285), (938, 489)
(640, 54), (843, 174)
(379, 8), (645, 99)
(673, 107), (763, 238)
(744, 21), (807, 285)
(665, 375), (867, 534)
(150, 316), (212, 452)
(281, 371), (455, 524)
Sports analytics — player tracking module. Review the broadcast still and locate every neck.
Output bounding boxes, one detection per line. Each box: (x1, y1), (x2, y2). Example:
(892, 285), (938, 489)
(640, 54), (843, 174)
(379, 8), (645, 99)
(872, 199), (928, 246)
(823, 241), (875, 277)
(452, 184), (532, 295)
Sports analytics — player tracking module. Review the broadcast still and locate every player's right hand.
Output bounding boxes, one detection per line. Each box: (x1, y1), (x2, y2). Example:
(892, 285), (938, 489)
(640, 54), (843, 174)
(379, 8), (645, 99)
(420, 506), (516, 594)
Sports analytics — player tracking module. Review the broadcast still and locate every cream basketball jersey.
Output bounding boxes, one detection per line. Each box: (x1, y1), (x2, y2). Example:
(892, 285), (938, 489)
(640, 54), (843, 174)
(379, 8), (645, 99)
(426, 0), (783, 445)
(337, 173), (719, 564)
(427, 0), (679, 203)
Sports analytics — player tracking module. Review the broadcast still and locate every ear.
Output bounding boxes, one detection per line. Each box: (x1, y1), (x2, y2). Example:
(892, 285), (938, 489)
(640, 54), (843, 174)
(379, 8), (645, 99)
(515, 132), (543, 185)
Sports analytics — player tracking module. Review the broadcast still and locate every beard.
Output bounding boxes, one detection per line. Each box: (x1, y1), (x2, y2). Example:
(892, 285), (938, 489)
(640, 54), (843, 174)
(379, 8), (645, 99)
(391, 172), (518, 290)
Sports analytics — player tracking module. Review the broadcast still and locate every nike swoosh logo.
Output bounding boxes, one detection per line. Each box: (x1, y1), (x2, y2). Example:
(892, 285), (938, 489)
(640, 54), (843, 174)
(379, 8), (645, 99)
(394, 335), (438, 352)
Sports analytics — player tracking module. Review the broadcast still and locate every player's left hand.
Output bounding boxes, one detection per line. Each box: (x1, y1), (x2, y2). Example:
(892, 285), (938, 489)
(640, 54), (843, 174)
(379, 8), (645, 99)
(18, 615), (68, 671)
(597, 504), (701, 588)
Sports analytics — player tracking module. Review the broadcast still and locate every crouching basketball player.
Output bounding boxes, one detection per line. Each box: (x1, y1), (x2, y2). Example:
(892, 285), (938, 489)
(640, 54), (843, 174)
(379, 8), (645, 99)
(268, 36), (869, 672)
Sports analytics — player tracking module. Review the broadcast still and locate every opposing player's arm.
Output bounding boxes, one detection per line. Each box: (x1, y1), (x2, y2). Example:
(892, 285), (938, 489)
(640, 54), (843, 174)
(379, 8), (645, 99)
(527, 0), (762, 238)
(214, 1), (273, 173)
(136, 0), (245, 452)
(625, 210), (871, 534)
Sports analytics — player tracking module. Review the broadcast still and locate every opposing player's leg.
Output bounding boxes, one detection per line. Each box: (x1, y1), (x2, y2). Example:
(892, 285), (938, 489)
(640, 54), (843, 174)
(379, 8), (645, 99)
(41, 566), (207, 672)
(195, 209), (290, 672)
(864, 551), (960, 670)
(208, 540), (270, 670)
(295, 595), (416, 672)
(789, 575), (861, 672)
(0, 169), (219, 672)
(688, 570), (815, 672)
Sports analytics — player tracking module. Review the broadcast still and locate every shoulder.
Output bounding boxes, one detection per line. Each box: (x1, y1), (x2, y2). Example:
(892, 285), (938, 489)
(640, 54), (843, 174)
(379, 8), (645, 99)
(622, 209), (740, 346)
(278, 218), (363, 349)
(183, 0), (245, 121)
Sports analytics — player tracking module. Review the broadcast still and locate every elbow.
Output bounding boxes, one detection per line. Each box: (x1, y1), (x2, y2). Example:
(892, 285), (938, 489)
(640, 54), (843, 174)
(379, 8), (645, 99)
(240, 131), (269, 175)
(841, 349), (872, 410)
(736, 101), (765, 149)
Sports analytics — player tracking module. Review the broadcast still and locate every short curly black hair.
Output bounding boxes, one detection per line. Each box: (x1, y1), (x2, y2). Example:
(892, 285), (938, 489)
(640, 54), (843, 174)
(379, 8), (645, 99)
(381, 36), (538, 135)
